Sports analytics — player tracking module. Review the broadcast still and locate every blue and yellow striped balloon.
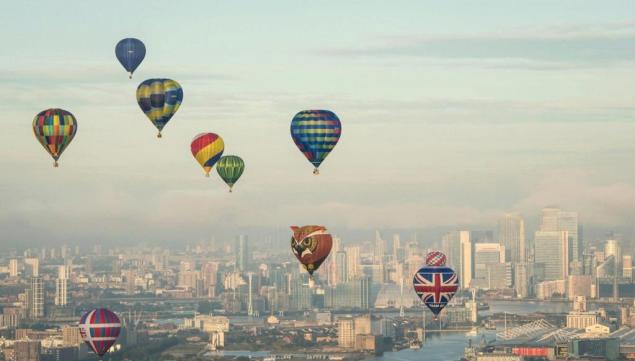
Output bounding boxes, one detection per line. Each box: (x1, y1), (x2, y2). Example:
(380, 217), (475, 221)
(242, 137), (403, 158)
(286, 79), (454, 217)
(136, 79), (183, 138)
(290, 110), (341, 174)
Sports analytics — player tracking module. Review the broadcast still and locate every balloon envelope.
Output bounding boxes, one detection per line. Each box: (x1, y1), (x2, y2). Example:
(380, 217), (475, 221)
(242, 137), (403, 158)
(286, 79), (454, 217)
(216, 155), (245, 191)
(425, 250), (447, 267)
(290, 225), (333, 276)
(191, 133), (224, 176)
(115, 38), (145, 78)
(136, 79), (183, 137)
(290, 110), (341, 174)
(32, 108), (78, 167)
(413, 264), (459, 316)
(79, 308), (121, 357)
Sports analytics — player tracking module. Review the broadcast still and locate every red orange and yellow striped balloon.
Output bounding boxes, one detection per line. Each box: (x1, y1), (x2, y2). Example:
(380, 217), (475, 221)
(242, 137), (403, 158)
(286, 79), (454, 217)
(191, 133), (224, 176)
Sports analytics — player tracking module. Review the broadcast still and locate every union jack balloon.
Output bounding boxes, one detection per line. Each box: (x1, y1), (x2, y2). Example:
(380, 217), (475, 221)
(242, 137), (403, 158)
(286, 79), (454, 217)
(79, 308), (121, 357)
(413, 251), (459, 317)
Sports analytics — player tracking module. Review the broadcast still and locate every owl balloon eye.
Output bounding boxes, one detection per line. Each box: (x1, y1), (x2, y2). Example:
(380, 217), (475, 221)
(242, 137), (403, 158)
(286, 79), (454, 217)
(303, 237), (313, 246)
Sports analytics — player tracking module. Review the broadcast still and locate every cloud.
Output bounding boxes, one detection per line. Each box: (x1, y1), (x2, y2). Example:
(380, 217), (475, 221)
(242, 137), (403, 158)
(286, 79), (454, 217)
(513, 169), (635, 227)
(324, 21), (635, 69)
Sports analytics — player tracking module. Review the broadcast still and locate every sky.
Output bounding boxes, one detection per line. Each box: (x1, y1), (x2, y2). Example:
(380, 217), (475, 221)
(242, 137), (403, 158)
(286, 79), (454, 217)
(1, 1), (635, 247)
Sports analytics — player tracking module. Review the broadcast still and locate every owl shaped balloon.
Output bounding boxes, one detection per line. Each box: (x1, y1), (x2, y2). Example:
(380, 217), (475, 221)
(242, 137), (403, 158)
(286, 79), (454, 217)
(290, 225), (333, 277)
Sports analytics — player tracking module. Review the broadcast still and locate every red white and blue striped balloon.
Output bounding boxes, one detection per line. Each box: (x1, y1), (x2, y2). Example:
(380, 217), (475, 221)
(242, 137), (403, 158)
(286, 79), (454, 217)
(79, 308), (121, 357)
(425, 250), (447, 266)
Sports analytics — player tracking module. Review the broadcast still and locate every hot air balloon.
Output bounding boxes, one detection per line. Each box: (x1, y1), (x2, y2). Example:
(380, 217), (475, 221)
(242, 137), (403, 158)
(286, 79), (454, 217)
(191, 133), (224, 177)
(216, 155), (245, 192)
(290, 225), (333, 279)
(32, 108), (78, 167)
(136, 78), (183, 138)
(413, 251), (459, 318)
(290, 110), (341, 174)
(79, 308), (121, 358)
(115, 38), (146, 79)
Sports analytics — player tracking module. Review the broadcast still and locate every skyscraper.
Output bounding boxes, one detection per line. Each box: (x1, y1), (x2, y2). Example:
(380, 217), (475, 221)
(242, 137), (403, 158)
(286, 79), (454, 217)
(392, 234), (401, 261)
(374, 230), (385, 265)
(237, 235), (250, 271)
(534, 230), (569, 281)
(540, 207), (580, 265)
(473, 243), (505, 289)
(442, 230), (472, 289)
(605, 240), (621, 263)
(442, 231), (461, 270)
(459, 231), (473, 289)
(55, 266), (68, 306)
(514, 263), (529, 298)
(29, 276), (44, 319)
(345, 246), (361, 280)
(497, 213), (526, 263)
(335, 251), (348, 285)
(201, 262), (220, 289)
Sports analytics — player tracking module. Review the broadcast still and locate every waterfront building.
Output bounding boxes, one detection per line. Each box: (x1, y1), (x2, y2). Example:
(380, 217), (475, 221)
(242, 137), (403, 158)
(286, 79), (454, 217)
(569, 337), (619, 361)
(534, 230), (569, 281)
(573, 296), (587, 312)
(513, 263), (529, 299)
(337, 317), (355, 348)
(567, 275), (593, 300)
(534, 280), (565, 300)
(566, 311), (599, 329)
(540, 207), (580, 262)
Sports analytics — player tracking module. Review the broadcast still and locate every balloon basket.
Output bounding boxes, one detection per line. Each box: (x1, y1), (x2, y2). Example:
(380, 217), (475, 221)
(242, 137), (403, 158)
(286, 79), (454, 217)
(313, 168), (319, 175)
(157, 132), (162, 138)
(229, 187), (233, 193)
(53, 161), (59, 168)
(205, 173), (210, 178)
(129, 73), (132, 79)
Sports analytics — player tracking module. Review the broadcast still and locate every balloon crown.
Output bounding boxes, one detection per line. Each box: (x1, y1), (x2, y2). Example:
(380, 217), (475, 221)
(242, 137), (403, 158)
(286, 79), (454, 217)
(425, 251), (447, 266)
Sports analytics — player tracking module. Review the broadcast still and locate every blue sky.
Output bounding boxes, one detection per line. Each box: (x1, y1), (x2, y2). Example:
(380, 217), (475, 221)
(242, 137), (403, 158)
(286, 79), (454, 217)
(1, 1), (635, 245)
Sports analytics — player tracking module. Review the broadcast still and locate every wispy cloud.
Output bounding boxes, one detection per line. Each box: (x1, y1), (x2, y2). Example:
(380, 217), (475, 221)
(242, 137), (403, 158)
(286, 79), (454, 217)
(324, 21), (635, 69)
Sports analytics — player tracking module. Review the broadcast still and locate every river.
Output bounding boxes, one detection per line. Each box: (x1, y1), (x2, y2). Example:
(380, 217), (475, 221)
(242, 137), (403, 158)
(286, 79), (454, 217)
(193, 301), (573, 361)
(368, 300), (574, 361)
